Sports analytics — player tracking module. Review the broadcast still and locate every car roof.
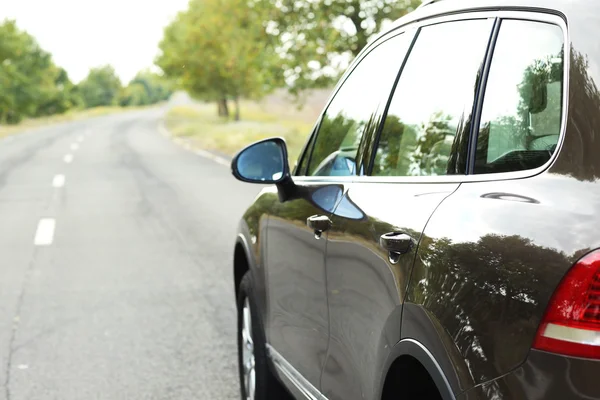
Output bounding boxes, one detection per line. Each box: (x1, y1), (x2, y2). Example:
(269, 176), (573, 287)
(389, 0), (577, 32)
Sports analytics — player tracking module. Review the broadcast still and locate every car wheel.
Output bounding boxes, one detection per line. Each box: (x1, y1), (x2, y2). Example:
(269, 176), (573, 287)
(237, 272), (291, 400)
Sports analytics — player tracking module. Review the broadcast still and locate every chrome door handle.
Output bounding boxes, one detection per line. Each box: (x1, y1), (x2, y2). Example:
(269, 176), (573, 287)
(380, 232), (415, 263)
(307, 215), (332, 239)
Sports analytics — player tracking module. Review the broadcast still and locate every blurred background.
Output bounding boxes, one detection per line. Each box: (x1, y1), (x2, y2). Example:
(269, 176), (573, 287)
(0, 1), (420, 399)
(1, 0), (420, 159)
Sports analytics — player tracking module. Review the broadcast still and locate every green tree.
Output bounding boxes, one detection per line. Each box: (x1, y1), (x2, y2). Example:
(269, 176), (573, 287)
(78, 65), (122, 108)
(265, 0), (420, 94)
(0, 20), (77, 123)
(130, 70), (173, 104)
(156, 0), (279, 120)
(118, 83), (149, 107)
(118, 70), (173, 107)
(36, 68), (83, 116)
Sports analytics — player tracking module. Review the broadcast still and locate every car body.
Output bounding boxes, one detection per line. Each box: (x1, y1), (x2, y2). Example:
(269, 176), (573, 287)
(232, 0), (600, 399)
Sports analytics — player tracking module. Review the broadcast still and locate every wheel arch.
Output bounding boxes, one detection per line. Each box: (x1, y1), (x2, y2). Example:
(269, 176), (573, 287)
(376, 338), (456, 400)
(234, 233), (254, 302)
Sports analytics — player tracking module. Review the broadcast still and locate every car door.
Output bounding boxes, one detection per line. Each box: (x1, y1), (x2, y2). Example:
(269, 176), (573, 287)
(404, 15), (569, 393)
(320, 17), (496, 400)
(264, 31), (413, 395)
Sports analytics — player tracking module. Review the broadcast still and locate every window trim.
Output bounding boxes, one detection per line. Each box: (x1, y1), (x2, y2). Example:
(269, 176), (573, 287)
(293, 9), (569, 184)
(469, 16), (567, 176)
(293, 28), (418, 177)
(366, 16), (496, 177)
(467, 17), (502, 175)
(293, 116), (321, 176)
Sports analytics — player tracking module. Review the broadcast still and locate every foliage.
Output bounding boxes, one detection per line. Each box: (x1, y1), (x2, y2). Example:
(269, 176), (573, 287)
(411, 111), (454, 175)
(118, 70), (172, 107)
(165, 102), (313, 161)
(78, 65), (122, 108)
(156, 0), (280, 119)
(265, 0), (421, 94)
(372, 115), (417, 176)
(307, 113), (355, 174)
(0, 20), (81, 124)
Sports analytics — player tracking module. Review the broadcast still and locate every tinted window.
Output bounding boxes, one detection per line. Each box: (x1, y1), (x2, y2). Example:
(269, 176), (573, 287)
(306, 34), (411, 177)
(474, 20), (564, 174)
(372, 19), (493, 177)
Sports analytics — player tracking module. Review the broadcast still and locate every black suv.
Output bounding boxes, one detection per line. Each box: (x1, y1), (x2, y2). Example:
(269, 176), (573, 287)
(230, 0), (600, 399)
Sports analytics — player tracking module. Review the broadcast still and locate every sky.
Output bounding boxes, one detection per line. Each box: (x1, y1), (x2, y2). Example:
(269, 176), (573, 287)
(1, 0), (190, 83)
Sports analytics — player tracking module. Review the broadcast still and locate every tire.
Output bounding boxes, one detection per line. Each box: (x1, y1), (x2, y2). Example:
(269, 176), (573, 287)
(237, 272), (291, 400)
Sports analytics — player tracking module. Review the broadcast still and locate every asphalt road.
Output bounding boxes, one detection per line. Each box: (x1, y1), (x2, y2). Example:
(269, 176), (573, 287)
(0, 106), (261, 399)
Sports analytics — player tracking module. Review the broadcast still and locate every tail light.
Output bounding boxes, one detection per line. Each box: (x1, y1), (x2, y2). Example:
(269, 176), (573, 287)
(533, 250), (600, 359)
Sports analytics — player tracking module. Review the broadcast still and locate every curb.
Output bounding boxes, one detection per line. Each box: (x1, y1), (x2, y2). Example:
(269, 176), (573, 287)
(158, 121), (231, 167)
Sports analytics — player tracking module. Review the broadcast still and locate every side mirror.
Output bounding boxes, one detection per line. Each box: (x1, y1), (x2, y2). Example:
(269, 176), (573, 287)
(231, 137), (290, 184)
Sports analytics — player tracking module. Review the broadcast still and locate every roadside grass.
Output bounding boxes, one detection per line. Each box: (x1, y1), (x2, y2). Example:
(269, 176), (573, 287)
(0, 105), (153, 138)
(164, 101), (316, 162)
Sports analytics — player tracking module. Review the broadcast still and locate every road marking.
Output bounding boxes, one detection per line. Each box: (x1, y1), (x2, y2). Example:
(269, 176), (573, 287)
(195, 149), (230, 166)
(158, 122), (230, 167)
(70, 143), (79, 151)
(52, 174), (65, 188)
(64, 154), (73, 164)
(34, 219), (56, 246)
(77, 135), (84, 143)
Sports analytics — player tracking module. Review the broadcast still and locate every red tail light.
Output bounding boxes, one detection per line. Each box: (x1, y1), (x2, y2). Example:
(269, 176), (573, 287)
(533, 250), (600, 358)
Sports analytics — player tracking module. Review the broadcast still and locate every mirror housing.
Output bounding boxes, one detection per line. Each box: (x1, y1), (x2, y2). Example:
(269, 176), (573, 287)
(231, 137), (289, 184)
(231, 137), (297, 201)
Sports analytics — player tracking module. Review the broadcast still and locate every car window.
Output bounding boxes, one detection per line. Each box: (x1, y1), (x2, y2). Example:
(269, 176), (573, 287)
(372, 19), (494, 177)
(305, 33), (412, 177)
(474, 20), (564, 174)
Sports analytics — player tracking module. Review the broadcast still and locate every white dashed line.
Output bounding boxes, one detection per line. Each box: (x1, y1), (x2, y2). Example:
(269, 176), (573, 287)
(70, 143), (79, 151)
(34, 219), (56, 246)
(77, 135), (84, 143)
(64, 154), (73, 164)
(52, 174), (65, 188)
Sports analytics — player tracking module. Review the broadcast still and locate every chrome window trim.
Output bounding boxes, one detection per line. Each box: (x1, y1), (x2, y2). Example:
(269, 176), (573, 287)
(295, 10), (569, 184)
(267, 344), (329, 400)
(296, 28), (418, 177)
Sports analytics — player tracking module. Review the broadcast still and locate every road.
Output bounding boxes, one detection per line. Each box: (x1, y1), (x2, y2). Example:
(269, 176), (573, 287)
(0, 106), (261, 399)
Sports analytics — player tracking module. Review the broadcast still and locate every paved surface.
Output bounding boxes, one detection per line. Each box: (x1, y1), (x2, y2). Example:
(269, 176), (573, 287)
(0, 106), (261, 399)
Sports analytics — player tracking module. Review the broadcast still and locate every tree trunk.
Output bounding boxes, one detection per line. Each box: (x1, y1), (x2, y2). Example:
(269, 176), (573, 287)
(234, 96), (240, 121)
(221, 97), (229, 118)
(217, 97), (229, 118)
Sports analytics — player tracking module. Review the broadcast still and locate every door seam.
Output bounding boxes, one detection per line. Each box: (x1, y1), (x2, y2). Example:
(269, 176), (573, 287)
(318, 184), (350, 393)
(399, 182), (464, 334)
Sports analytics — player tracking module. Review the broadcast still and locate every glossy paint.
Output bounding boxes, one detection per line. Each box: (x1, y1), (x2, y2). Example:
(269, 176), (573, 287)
(399, 0), (600, 396)
(405, 176), (600, 393)
(322, 182), (459, 400)
(260, 182), (346, 390)
(458, 350), (600, 400)
(233, 0), (600, 399)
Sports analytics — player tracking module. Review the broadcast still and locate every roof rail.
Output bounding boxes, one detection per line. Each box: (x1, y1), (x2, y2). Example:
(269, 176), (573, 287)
(418, 0), (442, 8)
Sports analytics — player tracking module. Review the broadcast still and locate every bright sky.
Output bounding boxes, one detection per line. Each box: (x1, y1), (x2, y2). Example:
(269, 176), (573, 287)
(1, 0), (190, 83)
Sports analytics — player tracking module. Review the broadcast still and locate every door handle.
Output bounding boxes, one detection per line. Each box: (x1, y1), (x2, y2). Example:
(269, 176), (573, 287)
(307, 215), (332, 239)
(380, 232), (415, 264)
